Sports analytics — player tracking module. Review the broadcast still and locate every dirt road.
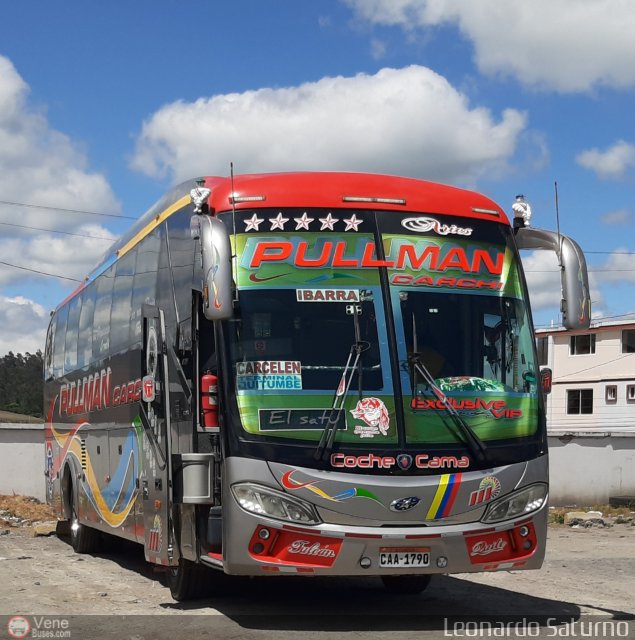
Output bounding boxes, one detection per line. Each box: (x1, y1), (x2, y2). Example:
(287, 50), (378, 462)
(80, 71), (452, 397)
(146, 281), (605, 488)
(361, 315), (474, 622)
(0, 524), (633, 638)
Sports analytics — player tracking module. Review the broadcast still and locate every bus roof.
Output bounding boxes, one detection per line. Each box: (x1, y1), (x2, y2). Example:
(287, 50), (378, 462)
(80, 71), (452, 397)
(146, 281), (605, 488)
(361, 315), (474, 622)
(59, 172), (510, 310)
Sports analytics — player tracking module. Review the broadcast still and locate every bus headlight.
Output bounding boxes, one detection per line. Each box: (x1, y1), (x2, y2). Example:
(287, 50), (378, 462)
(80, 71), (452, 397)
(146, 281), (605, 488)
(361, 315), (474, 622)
(231, 483), (321, 525)
(481, 483), (548, 524)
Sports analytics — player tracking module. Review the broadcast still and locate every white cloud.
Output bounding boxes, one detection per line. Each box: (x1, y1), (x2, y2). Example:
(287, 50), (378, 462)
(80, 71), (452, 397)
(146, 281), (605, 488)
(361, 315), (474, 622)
(0, 224), (117, 288)
(576, 140), (635, 180)
(343, 0), (635, 92)
(0, 56), (119, 286)
(0, 55), (120, 355)
(370, 38), (387, 60)
(595, 249), (635, 285)
(131, 65), (527, 184)
(0, 296), (48, 356)
(600, 208), (632, 225)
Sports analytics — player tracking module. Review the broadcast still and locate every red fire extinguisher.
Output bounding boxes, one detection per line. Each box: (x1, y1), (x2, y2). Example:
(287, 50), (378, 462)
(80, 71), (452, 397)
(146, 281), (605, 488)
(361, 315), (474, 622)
(201, 371), (219, 431)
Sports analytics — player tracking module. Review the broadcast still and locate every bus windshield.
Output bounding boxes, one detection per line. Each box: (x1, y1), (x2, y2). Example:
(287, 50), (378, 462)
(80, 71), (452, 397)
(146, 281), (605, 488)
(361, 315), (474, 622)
(228, 288), (384, 392)
(396, 290), (539, 445)
(220, 208), (543, 467)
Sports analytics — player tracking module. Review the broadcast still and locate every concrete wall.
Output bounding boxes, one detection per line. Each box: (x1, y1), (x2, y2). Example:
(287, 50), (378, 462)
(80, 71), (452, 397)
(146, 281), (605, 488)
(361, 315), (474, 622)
(0, 423), (46, 501)
(547, 431), (635, 506)
(1, 424), (634, 506)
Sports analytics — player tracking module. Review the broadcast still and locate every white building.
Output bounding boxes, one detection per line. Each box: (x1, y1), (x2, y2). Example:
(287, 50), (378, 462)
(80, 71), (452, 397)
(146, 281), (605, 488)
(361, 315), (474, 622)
(536, 320), (635, 432)
(535, 320), (635, 503)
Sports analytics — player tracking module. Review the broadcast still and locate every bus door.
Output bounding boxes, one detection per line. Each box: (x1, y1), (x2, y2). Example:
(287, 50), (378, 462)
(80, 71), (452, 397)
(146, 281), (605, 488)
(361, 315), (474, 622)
(139, 306), (175, 566)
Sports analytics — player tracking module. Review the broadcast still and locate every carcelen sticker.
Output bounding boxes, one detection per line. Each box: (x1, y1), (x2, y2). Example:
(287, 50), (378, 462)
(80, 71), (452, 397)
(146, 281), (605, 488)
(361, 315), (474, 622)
(350, 397), (390, 438)
(236, 360), (302, 391)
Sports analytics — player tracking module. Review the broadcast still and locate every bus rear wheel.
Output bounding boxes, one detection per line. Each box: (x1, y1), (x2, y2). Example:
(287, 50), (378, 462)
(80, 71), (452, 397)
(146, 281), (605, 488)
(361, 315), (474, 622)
(380, 574), (432, 595)
(167, 558), (213, 601)
(69, 485), (99, 554)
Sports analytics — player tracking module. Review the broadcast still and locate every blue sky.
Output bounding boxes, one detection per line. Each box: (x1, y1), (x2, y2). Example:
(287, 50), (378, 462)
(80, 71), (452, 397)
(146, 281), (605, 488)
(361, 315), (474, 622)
(1, 0), (635, 356)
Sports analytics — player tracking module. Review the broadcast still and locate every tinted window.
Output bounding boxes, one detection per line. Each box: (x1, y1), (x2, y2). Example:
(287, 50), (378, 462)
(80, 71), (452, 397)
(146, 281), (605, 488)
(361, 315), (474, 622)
(131, 231), (160, 346)
(567, 389), (593, 414)
(157, 225), (176, 335)
(622, 329), (635, 353)
(570, 334), (595, 355)
(78, 285), (96, 368)
(64, 295), (82, 373)
(228, 288), (383, 391)
(52, 305), (69, 380)
(111, 250), (136, 353)
(168, 211), (194, 325)
(92, 266), (115, 360)
(44, 320), (54, 380)
(536, 336), (549, 366)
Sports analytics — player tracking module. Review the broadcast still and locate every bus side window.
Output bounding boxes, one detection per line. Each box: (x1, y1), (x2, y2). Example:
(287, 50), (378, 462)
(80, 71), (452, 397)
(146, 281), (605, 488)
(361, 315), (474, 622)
(111, 249), (136, 355)
(92, 265), (115, 362)
(64, 294), (82, 374)
(168, 210), (195, 339)
(78, 284), (96, 369)
(44, 317), (55, 381)
(131, 231), (160, 348)
(52, 304), (69, 380)
(157, 224), (176, 338)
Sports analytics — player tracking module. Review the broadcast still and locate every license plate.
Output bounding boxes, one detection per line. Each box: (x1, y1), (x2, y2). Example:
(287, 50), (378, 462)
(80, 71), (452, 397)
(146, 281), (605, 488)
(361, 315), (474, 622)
(379, 547), (430, 568)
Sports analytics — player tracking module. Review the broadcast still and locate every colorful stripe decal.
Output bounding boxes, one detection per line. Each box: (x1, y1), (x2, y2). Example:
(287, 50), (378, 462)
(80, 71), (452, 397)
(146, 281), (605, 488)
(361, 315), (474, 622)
(426, 473), (463, 520)
(280, 469), (384, 506)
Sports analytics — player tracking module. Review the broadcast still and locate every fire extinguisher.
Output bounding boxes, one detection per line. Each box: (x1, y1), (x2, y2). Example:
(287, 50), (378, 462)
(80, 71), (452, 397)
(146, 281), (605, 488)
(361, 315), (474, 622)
(201, 371), (219, 431)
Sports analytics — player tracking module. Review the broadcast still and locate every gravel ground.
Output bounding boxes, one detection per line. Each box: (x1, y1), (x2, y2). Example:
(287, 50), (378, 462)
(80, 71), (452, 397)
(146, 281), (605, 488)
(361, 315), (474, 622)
(0, 523), (633, 618)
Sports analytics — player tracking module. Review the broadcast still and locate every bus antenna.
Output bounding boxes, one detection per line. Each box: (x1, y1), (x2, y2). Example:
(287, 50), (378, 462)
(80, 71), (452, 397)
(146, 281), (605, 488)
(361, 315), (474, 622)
(230, 162), (239, 303)
(554, 180), (563, 267)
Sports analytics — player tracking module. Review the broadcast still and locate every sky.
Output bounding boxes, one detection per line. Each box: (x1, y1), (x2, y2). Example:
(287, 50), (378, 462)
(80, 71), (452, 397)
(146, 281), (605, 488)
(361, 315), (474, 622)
(1, 0), (635, 357)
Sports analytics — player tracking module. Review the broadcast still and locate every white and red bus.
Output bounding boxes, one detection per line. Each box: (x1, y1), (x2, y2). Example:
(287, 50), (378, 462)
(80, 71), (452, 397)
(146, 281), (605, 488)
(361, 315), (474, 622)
(44, 172), (590, 600)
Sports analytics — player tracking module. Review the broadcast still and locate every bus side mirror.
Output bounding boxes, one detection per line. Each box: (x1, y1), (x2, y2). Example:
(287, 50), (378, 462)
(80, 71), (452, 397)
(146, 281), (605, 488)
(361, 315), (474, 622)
(515, 227), (591, 331)
(540, 367), (552, 395)
(192, 215), (234, 320)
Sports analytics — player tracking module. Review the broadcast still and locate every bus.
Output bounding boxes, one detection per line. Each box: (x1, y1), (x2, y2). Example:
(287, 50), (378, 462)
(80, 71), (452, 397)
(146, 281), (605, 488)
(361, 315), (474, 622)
(44, 172), (590, 600)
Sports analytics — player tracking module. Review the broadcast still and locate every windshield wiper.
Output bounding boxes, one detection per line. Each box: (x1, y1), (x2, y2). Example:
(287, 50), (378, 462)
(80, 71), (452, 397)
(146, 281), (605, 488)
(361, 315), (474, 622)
(409, 353), (488, 464)
(315, 304), (369, 461)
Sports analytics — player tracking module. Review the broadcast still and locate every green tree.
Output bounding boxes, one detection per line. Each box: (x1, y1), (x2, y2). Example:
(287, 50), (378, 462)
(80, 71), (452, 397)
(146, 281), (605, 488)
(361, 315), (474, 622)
(0, 351), (44, 417)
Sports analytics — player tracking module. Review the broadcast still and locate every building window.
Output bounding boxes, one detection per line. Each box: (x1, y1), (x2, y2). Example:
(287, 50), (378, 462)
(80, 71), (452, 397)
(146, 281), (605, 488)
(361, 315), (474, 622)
(567, 389), (593, 414)
(536, 337), (549, 366)
(628, 385), (635, 402)
(622, 330), (635, 353)
(570, 334), (596, 355)
(605, 385), (617, 402)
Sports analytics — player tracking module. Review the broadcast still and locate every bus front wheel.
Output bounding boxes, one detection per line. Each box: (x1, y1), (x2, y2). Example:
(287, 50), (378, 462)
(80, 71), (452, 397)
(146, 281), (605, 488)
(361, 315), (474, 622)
(166, 558), (212, 601)
(381, 574), (432, 595)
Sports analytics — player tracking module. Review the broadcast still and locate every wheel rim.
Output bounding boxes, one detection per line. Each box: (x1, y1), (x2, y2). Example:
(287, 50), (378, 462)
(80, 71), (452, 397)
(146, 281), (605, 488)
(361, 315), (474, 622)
(70, 497), (80, 541)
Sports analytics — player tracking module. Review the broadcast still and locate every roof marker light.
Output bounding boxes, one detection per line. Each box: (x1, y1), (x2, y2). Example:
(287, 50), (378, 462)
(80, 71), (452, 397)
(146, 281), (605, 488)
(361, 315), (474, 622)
(229, 195), (266, 204)
(472, 207), (500, 217)
(342, 196), (406, 205)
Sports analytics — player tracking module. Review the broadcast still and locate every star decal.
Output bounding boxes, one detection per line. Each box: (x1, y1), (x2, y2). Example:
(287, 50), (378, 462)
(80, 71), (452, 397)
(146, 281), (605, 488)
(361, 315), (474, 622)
(294, 212), (314, 230)
(319, 213), (339, 231)
(244, 213), (264, 231)
(269, 212), (289, 230)
(343, 214), (363, 231)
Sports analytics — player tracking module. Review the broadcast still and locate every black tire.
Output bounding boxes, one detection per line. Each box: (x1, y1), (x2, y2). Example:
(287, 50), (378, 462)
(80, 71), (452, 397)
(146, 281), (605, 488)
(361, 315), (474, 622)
(381, 574), (432, 594)
(167, 558), (213, 601)
(69, 484), (100, 554)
